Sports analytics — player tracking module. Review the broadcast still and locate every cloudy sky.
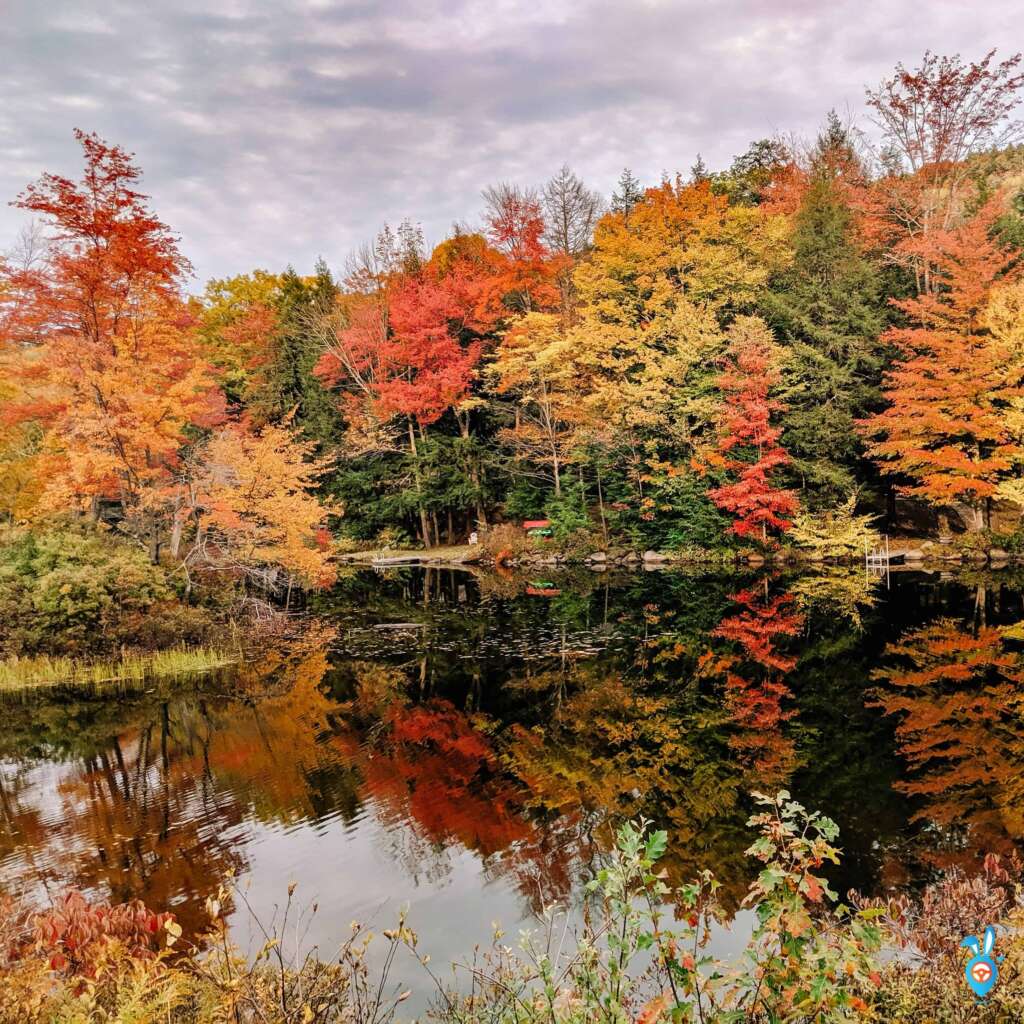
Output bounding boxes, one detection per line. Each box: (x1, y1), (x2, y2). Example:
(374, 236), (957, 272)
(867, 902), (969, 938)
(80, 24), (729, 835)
(2, 1), (1020, 285)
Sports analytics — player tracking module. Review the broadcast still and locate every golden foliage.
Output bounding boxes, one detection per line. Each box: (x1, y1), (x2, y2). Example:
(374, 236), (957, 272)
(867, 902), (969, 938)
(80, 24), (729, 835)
(188, 421), (337, 587)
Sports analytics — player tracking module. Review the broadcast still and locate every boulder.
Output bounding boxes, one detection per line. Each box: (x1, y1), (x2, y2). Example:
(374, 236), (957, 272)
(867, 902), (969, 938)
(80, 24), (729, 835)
(643, 549), (669, 563)
(588, 551), (608, 562)
(902, 548), (925, 562)
(990, 548), (1009, 563)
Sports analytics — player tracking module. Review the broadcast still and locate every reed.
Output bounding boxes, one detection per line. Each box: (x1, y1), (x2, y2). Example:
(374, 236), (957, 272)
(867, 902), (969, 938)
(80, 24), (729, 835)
(0, 644), (237, 694)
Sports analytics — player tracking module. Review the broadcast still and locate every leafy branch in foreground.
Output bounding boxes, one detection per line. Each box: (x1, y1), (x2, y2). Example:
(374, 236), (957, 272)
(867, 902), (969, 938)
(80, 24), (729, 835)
(428, 791), (881, 1023)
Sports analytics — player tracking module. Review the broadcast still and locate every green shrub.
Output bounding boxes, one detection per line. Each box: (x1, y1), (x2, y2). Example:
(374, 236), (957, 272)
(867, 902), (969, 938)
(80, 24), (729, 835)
(544, 481), (591, 542)
(0, 523), (191, 655)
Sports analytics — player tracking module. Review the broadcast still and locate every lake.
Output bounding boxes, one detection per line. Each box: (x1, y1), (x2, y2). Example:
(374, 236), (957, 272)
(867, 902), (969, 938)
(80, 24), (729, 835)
(3, 565), (1023, 1003)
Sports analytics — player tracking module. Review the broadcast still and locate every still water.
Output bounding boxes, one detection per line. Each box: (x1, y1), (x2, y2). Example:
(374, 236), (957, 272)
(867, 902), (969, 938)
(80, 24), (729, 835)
(3, 566), (1024, 992)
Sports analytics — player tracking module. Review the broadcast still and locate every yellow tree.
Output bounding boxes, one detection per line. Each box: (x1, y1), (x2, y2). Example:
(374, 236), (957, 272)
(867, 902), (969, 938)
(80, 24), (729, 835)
(183, 420), (337, 591)
(563, 178), (791, 506)
(488, 312), (577, 496)
(194, 270), (282, 401)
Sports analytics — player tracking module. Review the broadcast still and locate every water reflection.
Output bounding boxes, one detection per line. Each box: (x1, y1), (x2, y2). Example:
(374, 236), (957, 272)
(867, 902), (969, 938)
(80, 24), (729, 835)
(3, 568), (1024, 957)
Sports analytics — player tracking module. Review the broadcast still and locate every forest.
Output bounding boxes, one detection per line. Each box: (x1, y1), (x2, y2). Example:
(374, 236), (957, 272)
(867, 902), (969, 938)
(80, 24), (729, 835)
(4, 50), (1024, 649)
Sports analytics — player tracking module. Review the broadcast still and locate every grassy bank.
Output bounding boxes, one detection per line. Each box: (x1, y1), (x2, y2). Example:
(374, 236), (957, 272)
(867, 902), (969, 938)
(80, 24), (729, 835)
(0, 643), (238, 695)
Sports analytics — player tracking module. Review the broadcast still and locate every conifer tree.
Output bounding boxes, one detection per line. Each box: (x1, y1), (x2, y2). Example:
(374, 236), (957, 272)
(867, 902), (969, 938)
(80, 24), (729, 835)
(610, 168), (644, 216)
(763, 168), (886, 503)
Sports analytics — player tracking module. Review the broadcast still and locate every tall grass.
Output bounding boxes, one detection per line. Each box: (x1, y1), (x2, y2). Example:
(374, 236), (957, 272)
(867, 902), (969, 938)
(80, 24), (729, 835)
(0, 644), (237, 694)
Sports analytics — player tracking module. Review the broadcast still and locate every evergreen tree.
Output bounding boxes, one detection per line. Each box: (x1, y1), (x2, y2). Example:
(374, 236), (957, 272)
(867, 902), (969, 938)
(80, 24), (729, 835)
(254, 260), (344, 452)
(610, 168), (644, 216)
(762, 173), (886, 504)
(690, 153), (710, 184)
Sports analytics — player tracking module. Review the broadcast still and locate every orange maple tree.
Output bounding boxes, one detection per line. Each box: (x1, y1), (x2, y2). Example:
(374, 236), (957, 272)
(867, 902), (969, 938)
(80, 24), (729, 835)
(862, 51), (1024, 291)
(0, 131), (223, 547)
(860, 202), (1023, 530)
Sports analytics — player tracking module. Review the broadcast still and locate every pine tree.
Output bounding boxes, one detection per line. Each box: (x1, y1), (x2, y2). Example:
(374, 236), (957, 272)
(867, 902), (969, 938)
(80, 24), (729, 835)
(253, 260), (344, 452)
(690, 153), (710, 184)
(762, 173), (886, 503)
(610, 168), (644, 216)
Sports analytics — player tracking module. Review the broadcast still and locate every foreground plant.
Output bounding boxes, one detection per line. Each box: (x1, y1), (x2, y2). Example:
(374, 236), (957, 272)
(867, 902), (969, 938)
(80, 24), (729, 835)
(421, 792), (882, 1023)
(4, 792), (1023, 1022)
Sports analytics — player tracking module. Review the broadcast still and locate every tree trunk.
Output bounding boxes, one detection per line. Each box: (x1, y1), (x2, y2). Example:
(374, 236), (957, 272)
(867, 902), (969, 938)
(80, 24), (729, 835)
(148, 516), (162, 564)
(595, 460), (608, 546)
(169, 512), (184, 560)
(458, 409), (488, 528)
(408, 419), (432, 548)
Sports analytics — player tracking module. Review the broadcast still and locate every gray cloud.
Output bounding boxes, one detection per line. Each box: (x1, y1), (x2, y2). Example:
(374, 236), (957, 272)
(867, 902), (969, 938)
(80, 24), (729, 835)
(2, 0), (1020, 283)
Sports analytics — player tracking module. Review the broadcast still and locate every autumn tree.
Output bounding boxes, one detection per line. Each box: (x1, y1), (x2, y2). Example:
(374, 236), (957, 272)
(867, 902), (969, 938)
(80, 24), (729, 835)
(716, 138), (792, 206)
(489, 312), (575, 497)
(195, 269), (282, 404)
(563, 179), (790, 532)
(481, 183), (564, 315)
(182, 419), (336, 591)
(0, 132), (224, 556)
(315, 228), (494, 546)
(708, 318), (799, 545)
(861, 201), (1024, 531)
(865, 50), (1024, 293)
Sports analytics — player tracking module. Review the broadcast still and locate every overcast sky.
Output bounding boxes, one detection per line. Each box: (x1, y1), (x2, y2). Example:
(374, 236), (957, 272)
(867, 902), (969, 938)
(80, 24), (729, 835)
(2, 0), (1020, 285)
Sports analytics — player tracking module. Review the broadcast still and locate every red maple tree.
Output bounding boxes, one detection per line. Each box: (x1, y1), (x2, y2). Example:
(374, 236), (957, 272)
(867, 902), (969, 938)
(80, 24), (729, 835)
(2, 129), (188, 347)
(708, 318), (798, 545)
(480, 184), (566, 315)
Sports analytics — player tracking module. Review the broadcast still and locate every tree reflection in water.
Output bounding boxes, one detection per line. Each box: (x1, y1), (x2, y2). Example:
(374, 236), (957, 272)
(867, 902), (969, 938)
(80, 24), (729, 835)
(3, 568), (1024, 944)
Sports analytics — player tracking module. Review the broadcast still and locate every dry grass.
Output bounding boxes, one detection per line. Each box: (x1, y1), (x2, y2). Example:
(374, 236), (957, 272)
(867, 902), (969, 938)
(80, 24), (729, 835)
(0, 644), (237, 694)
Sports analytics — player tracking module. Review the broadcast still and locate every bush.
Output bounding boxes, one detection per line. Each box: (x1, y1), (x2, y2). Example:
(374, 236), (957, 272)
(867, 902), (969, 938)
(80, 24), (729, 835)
(480, 522), (531, 561)
(428, 791), (882, 1023)
(544, 481), (591, 542)
(789, 495), (881, 559)
(0, 523), (184, 655)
